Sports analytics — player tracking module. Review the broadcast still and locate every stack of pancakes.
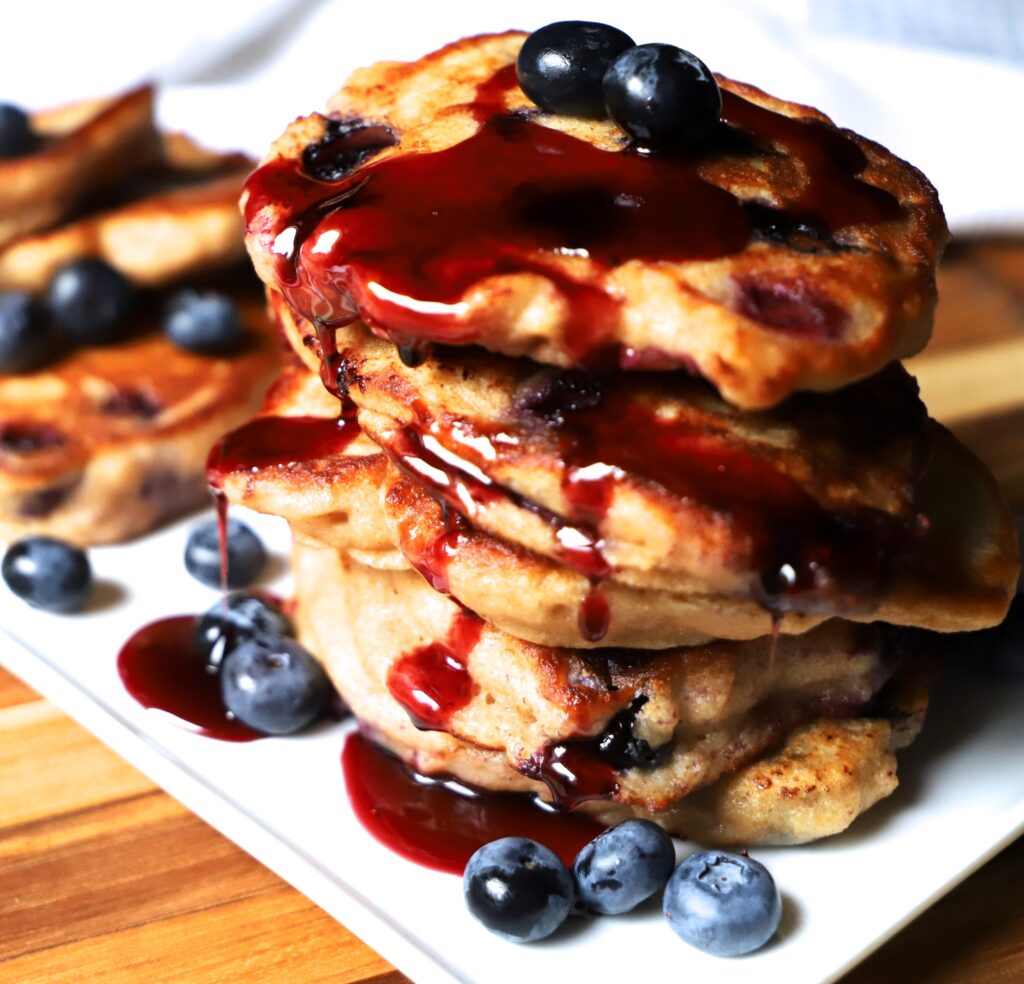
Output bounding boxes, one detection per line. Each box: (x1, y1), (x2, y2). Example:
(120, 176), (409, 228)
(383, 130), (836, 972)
(0, 86), (280, 543)
(222, 33), (1019, 845)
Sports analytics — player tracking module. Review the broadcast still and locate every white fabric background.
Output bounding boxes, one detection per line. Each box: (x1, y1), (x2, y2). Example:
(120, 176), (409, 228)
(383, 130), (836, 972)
(4, 0), (1023, 233)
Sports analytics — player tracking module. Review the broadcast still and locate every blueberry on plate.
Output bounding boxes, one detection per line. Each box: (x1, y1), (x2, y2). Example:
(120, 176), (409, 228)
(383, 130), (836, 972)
(184, 517), (267, 589)
(220, 634), (329, 734)
(663, 850), (782, 956)
(0, 103), (39, 158)
(574, 819), (675, 915)
(464, 837), (574, 943)
(2, 536), (92, 612)
(164, 290), (244, 355)
(603, 43), (721, 148)
(48, 258), (136, 345)
(195, 591), (293, 670)
(0, 292), (55, 373)
(517, 21), (635, 116)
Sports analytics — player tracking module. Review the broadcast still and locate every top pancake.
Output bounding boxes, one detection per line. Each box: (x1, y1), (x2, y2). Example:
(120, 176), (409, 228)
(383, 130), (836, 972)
(243, 32), (948, 410)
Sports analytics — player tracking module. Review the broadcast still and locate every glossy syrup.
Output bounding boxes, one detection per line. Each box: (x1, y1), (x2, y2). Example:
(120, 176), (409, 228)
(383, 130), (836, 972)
(386, 609), (483, 730)
(341, 731), (603, 874)
(244, 67), (901, 362)
(116, 616), (261, 742)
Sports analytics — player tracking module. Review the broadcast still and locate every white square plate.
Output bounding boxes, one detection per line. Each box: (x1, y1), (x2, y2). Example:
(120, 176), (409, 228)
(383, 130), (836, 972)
(3, 506), (1023, 984)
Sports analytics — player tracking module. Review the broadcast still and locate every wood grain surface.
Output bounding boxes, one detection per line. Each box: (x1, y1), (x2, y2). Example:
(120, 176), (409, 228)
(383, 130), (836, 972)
(1, 239), (1023, 983)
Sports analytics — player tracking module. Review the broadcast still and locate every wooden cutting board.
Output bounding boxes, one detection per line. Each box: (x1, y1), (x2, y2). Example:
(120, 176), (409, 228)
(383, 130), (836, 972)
(1, 239), (1022, 983)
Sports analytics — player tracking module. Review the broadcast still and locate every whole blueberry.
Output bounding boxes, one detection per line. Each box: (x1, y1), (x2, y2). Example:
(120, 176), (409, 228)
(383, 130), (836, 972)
(164, 290), (244, 355)
(2, 536), (92, 612)
(184, 517), (266, 589)
(603, 43), (721, 147)
(574, 819), (675, 915)
(195, 592), (293, 670)
(664, 850), (782, 956)
(517, 21), (635, 116)
(48, 258), (136, 345)
(0, 292), (55, 372)
(464, 837), (574, 943)
(220, 634), (329, 734)
(0, 103), (39, 158)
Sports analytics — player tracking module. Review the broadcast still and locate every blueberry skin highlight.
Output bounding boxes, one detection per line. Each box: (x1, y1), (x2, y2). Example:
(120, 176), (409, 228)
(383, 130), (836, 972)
(517, 21), (635, 116)
(0, 292), (55, 373)
(664, 850), (782, 956)
(194, 592), (293, 670)
(220, 634), (329, 735)
(164, 290), (244, 355)
(603, 43), (722, 148)
(47, 258), (136, 345)
(574, 819), (676, 915)
(184, 517), (267, 589)
(2, 536), (93, 612)
(464, 837), (574, 942)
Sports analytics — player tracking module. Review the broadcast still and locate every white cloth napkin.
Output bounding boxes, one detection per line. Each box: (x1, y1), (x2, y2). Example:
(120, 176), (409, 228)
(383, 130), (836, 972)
(5, 0), (1023, 233)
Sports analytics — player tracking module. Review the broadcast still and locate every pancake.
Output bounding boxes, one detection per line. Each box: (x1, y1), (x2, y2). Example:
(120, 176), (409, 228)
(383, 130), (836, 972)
(243, 32), (947, 410)
(294, 541), (930, 845)
(0, 132), (253, 291)
(0, 86), (161, 249)
(0, 285), (280, 544)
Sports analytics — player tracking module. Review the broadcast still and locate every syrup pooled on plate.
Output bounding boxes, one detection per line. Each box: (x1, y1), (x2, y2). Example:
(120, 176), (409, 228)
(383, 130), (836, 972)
(342, 730), (604, 874)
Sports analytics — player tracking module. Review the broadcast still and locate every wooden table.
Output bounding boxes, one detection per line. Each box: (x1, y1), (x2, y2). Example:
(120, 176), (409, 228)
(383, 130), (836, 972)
(1, 239), (1023, 983)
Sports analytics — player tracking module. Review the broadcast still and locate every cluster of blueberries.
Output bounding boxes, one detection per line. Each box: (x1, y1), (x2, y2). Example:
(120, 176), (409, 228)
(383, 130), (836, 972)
(465, 825), (782, 956)
(516, 21), (722, 148)
(1, 517), (331, 736)
(0, 258), (246, 374)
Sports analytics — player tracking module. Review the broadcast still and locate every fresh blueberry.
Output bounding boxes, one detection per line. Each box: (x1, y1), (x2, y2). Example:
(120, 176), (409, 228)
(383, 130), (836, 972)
(663, 850), (782, 956)
(603, 43), (721, 148)
(184, 517), (266, 589)
(48, 258), (136, 345)
(464, 837), (574, 943)
(517, 21), (635, 116)
(164, 290), (244, 355)
(2, 536), (92, 612)
(220, 634), (329, 734)
(195, 592), (293, 670)
(0, 292), (55, 372)
(574, 819), (675, 915)
(0, 103), (39, 158)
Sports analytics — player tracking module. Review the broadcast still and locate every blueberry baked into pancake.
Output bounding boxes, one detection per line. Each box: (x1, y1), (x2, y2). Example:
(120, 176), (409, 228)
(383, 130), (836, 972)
(203, 23), (1021, 949)
(0, 89), (280, 544)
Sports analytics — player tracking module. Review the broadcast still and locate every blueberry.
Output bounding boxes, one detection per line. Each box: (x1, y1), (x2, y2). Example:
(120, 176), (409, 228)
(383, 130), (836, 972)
(195, 592), (293, 670)
(184, 517), (266, 589)
(517, 21), (635, 116)
(47, 258), (135, 345)
(220, 634), (329, 734)
(164, 290), (244, 355)
(574, 819), (675, 915)
(0, 103), (39, 159)
(663, 850), (782, 956)
(302, 118), (398, 182)
(603, 43), (721, 148)
(464, 837), (574, 943)
(0, 292), (55, 372)
(2, 536), (92, 612)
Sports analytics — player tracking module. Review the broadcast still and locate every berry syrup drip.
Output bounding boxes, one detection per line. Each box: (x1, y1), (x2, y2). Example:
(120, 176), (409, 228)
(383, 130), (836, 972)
(116, 616), (261, 742)
(386, 609), (483, 731)
(206, 413), (361, 487)
(243, 65), (900, 364)
(342, 731), (604, 874)
(578, 580), (610, 643)
(521, 698), (665, 807)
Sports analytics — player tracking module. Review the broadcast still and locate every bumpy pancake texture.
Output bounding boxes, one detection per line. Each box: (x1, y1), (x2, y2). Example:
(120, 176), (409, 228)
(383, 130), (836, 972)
(219, 33), (1017, 847)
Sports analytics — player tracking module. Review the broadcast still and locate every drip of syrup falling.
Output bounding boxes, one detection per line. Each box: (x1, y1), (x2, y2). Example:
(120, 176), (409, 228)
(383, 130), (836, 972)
(342, 731), (604, 874)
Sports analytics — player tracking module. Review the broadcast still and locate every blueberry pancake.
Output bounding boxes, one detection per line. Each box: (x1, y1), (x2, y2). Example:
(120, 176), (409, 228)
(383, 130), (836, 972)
(293, 541), (931, 845)
(0, 86), (161, 249)
(244, 32), (947, 410)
